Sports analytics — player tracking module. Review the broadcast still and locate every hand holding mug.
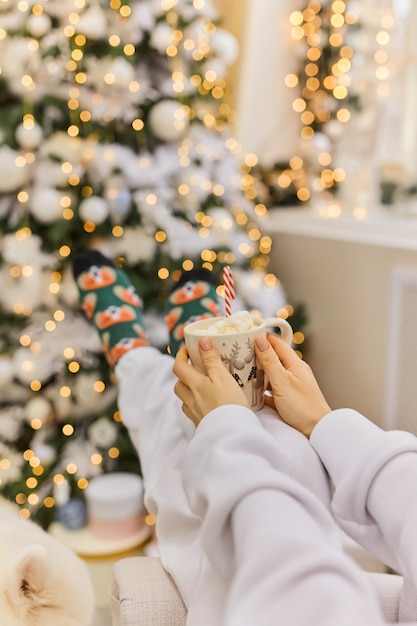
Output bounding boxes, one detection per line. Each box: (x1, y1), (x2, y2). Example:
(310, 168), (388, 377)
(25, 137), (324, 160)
(255, 333), (331, 438)
(173, 339), (249, 426)
(183, 312), (293, 411)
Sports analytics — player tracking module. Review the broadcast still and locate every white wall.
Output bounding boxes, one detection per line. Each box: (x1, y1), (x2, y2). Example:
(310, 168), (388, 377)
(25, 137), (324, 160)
(269, 223), (417, 429)
(234, 0), (301, 165)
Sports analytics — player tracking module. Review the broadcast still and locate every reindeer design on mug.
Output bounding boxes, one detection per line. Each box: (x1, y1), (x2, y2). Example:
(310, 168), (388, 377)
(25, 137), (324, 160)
(220, 338), (264, 408)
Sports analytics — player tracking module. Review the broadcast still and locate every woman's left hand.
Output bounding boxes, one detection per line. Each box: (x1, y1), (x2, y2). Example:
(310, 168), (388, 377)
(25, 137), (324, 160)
(173, 338), (249, 427)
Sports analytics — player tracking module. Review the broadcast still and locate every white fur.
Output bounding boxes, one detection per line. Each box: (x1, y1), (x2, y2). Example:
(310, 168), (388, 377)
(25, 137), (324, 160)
(0, 498), (95, 626)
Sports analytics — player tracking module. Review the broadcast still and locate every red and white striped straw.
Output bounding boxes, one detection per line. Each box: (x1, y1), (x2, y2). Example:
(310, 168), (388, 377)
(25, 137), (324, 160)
(223, 265), (235, 317)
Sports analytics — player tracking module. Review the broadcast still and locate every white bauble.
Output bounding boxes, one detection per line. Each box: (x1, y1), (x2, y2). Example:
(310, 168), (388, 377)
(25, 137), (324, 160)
(79, 196), (109, 224)
(0, 266), (44, 312)
(301, 131), (332, 160)
(148, 100), (189, 142)
(207, 206), (235, 246)
(15, 122), (43, 150)
(29, 187), (63, 223)
(76, 5), (107, 39)
(149, 22), (173, 53)
(13, 347), (52, 385)
(36, 159), (69, 187)
(209, 28), (239, 65)
(2, 232), (54, 267)
(0, 357), (14, 388)
(111, 226), (156, 264)
(39, 132), (84, 163)
(323, 119), (344, 140)
(105, 176), (132, 224)
(179, 165), (210, 202)
(0, 146), (29, 192)
(110, 57), (135, 88)
(25, 396), (52, 423)
(32, 442), (56, 465)
(88, 417), (118, 448)
(26, 13), (52, 37)
(202, 58), (228, 80)
(73, 373), (103, 409)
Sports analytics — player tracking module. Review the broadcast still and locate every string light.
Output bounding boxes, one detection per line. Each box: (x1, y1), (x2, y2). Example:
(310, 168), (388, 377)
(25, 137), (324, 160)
(285, 1), (395, 204)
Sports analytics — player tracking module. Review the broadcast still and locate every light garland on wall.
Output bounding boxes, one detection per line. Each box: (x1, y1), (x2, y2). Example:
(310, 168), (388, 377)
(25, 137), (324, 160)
(284, 0), (395, 211)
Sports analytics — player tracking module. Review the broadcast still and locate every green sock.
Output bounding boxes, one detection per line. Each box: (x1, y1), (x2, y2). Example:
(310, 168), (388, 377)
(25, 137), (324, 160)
(165, 269), (220, 356)
(73, 251), (149, 367)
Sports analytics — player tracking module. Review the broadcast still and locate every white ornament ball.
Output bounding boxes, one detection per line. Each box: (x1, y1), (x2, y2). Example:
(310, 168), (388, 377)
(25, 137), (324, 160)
(88, 417), (118, 448)
(0, 146), (29, 192)
(0, 357), (14, 388)
(209, 28), (239, 65)
(148, 100), (189, 142)
(16, 122), (43, 150)
(32, 442), (56, 466)
(29, 187), (64, 223)
(76, 5), (107, 40)
(13, 348), (52, 385)
(26, 13), (52, 37)
(79, 196), (109, 224)
(26, 396), (52, 423)
(207, 206), (235, 246)
(149, 22), (173, 53)
(0, 266), (44, 312)
(110, 57), (135, 88)
(73, 373), (102, 409)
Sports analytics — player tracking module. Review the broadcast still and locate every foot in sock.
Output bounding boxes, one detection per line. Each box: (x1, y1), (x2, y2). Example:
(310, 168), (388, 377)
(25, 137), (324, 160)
(73, 250), (149, 367)
(165, 269), (220, 357)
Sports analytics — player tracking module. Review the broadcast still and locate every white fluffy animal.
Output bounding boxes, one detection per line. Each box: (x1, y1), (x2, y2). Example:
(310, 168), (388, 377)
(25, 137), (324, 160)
(0, 498), (95, 625)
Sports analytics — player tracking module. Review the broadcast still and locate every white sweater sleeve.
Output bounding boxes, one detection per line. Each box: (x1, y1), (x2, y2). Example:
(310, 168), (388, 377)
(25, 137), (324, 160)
(310, 408), (417, 582)
(183, 406), (387, 626)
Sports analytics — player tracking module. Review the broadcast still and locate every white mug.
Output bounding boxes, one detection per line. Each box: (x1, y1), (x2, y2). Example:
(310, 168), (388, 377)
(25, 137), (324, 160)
(184, 314), (293, 411)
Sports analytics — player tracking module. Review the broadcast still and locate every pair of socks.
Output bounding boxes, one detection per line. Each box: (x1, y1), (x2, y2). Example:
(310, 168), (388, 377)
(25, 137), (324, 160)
(73, 251), (220, 367)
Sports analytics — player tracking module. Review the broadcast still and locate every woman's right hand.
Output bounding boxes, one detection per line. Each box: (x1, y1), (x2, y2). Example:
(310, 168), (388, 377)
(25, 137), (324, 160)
(255, 334), (331, 438)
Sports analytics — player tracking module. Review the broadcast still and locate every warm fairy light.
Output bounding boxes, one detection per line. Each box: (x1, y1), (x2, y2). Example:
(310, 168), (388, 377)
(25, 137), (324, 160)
(158, 268), (169, 279)
(376, 30), (390, 46)
(60, 386), (71, 398)
(182, 260), (194, 271)
(155, 230), (167, 242)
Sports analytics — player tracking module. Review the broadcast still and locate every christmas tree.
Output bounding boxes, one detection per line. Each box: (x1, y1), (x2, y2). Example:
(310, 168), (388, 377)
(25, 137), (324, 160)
(0, 0), (301, 528)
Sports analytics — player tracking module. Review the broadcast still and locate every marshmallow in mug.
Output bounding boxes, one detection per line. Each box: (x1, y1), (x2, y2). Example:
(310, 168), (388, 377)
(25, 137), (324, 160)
(184, 311), (293, 412)
(198, 311), (256, 335)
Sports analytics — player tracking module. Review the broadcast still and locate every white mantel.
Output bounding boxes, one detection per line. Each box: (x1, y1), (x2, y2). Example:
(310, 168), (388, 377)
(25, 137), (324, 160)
(266, 207), (417, 250)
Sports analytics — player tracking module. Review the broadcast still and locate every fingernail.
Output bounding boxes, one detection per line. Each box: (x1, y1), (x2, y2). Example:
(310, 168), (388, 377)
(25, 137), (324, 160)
(255, 336), (269, 352)
(199, 337), (212, 351)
